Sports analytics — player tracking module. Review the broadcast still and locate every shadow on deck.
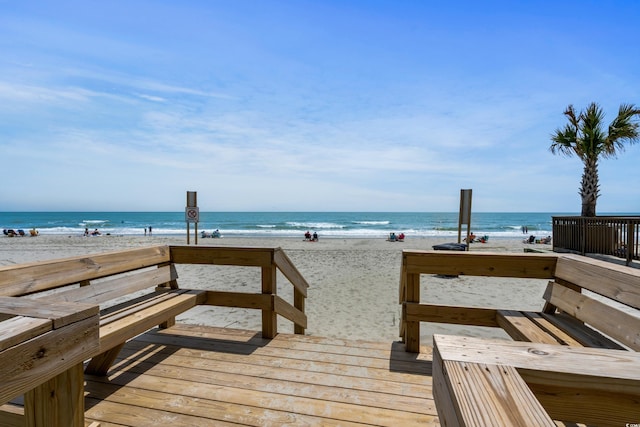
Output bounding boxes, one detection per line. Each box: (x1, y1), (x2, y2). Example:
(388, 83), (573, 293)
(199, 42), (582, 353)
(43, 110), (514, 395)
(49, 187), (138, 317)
(84, 324), (436, 426)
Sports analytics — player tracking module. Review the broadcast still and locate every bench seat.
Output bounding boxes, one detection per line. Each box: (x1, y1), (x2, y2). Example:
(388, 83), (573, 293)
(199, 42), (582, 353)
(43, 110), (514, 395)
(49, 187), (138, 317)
(86, 288), (207, 375)
(433, 334), (640, 427)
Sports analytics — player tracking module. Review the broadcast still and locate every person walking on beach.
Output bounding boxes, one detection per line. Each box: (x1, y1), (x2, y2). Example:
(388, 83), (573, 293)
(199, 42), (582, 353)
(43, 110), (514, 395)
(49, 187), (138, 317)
(148, 226), (152, 236)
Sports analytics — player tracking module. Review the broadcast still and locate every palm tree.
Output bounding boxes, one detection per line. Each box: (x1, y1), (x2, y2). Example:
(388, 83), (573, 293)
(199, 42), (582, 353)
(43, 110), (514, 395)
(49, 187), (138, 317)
(550, 102), (640, 217)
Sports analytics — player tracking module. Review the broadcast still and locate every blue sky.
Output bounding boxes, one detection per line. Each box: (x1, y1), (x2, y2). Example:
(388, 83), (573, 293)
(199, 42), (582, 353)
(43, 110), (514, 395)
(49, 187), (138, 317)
(1, 1), (639, 212)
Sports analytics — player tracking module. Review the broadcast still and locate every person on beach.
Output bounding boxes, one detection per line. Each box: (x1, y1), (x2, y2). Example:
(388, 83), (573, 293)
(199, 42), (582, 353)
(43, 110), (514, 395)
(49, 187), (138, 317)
(91, 229), (101, 236)
(148, 226), (152, 235)
(312, 232), (318, 241)
(84, 228), (89, 236)
(304, 231), (311, 240)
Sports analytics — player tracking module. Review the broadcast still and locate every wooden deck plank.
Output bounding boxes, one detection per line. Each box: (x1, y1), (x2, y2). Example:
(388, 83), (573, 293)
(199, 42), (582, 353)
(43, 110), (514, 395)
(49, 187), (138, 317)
(114, 343), (431, 398)
(132, 327), (431, 377)
(86, 386), (370, 427)
(111, 347), (432, 411)
(119, 338), (429, 388)
(84, 324), (438, 426)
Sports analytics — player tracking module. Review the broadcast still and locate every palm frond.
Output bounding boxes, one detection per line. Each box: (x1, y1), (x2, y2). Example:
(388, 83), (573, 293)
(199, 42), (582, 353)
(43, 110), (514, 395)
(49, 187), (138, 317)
(605, 103), (640, 158)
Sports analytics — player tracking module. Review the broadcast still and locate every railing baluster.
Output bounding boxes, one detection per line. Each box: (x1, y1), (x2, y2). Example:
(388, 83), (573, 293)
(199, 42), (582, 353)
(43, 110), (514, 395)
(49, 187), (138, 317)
(552, 216), (640, 264)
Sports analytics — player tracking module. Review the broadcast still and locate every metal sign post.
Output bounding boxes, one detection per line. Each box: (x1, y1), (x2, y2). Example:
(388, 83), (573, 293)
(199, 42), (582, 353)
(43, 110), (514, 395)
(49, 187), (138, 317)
(185, 191), (199, 245)
(458, 189), (472, 250)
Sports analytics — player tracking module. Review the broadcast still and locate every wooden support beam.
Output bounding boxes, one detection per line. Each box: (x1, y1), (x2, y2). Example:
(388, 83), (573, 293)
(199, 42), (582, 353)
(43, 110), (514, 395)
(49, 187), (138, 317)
(403, 272), (420, 352)
(85, 343), (125, 376)
(406, 303), (499, 327)
(402, 251), (557, 279)
(24, 363), (85, 427)
(261, 265), (277, 339)
(293, 288), (306, 334)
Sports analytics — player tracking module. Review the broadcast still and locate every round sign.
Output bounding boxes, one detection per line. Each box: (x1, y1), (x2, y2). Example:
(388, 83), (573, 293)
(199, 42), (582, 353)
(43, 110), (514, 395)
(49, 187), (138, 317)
(185, 207), (199, 222)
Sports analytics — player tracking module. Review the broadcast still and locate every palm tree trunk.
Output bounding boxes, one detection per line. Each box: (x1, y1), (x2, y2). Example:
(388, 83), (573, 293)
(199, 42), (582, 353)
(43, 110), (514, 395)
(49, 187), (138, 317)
(580, 158), (599, 217)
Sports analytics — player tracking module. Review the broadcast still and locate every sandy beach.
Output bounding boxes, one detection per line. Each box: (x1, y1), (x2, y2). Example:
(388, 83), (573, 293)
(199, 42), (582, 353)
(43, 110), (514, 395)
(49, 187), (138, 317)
(0, 234), (552, 344)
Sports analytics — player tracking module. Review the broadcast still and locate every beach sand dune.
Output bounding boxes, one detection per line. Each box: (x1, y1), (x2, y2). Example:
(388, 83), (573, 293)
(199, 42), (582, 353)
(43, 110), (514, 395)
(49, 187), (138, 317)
(0, 235), (550, 343)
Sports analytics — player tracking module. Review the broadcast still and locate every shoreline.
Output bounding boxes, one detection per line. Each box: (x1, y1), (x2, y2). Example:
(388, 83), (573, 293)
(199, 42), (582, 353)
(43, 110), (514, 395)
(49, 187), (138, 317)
(0, 234), (552, 343)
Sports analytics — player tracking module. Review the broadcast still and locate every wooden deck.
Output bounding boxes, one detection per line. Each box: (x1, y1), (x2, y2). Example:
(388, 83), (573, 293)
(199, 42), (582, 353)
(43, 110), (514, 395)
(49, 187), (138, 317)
(83, 324), (437, 426)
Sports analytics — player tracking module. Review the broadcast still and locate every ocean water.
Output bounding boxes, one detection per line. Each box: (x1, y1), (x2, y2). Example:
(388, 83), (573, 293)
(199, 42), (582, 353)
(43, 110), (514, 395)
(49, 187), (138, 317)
(0, 212), (566, 239)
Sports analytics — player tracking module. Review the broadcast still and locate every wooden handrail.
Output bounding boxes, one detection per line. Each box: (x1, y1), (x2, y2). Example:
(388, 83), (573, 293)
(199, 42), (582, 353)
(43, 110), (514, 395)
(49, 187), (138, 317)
(169, 245), (308, 337)
(1, 245), (308, 339)
(399, 251), (558, 352)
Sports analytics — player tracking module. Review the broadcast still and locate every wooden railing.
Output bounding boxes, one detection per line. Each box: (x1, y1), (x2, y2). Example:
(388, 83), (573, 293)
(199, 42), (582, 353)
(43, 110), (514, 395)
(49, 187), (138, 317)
(169, 245), (308, 337)
(399, 251), (557, 352)
(552, 216), (640, 265)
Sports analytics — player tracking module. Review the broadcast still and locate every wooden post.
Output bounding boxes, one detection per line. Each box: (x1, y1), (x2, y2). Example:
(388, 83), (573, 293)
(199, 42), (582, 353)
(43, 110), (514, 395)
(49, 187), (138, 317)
(627, 220), (634, 266)
(24, 363), (85, 427)
(261, 265), (277, 338)
(186, 191), (198, 245)
(294, 288), (305, 335)
(404, 272), (421, 353)
(458, 189), (472, 250)
(84, 343), (126, 376)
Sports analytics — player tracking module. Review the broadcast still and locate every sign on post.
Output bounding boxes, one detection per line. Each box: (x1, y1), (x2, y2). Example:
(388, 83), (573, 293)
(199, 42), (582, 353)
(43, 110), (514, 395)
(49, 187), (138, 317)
(185, 207), (199, 223)
(185, 191), (198, 245)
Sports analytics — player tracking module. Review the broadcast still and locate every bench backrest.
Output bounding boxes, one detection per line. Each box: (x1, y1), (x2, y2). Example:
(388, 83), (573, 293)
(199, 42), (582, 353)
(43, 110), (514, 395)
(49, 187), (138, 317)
(545, 255), (640, 350)
(0, 246), (175, 301)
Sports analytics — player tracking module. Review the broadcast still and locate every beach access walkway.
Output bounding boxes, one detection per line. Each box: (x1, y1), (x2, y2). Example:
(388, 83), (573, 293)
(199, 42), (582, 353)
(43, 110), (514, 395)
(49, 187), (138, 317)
(1, 245), (639, 426)
(81, 324), (435, 426)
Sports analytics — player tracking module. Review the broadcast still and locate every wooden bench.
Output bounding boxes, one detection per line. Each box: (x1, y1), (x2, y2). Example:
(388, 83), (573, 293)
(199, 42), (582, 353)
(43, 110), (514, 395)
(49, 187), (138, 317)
(0, 245), (308, 425)
(0, 246), (206, 376)
(399, 251), (640, 352)
(432, 334), (640, 427)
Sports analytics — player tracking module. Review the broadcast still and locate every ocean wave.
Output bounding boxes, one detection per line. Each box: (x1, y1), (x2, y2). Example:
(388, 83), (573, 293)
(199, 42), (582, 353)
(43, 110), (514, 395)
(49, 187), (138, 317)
(8, 212), (556, 239)
(31, 226), (553, 238)
(285, 221), (345, 229)
(352, 220), (390, 225)
(81, 220), (109, 225)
